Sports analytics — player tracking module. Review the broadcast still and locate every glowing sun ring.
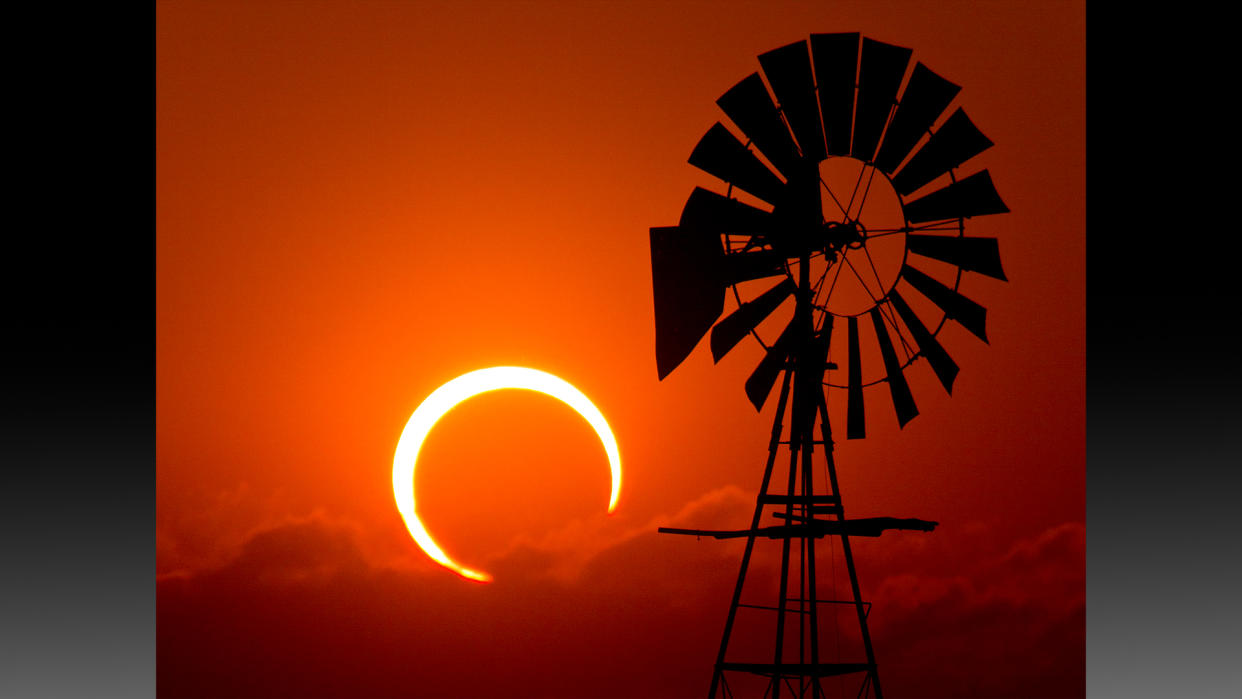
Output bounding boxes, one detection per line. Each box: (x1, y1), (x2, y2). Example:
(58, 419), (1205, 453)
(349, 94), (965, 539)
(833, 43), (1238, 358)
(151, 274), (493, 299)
(393, 366), (621, 583)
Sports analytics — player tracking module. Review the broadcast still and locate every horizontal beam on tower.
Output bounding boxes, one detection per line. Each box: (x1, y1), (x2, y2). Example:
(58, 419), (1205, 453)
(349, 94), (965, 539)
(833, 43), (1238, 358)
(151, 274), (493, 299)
(719, 662), (872, 677)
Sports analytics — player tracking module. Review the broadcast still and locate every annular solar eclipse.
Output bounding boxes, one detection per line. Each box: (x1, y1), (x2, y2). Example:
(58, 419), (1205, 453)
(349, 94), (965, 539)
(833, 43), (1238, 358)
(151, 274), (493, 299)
(392, 366), (621, 582)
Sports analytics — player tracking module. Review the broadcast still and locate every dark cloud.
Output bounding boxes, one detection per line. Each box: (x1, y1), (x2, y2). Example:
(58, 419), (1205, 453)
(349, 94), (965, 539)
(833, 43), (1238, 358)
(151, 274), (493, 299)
(158, 506), (731, 698)
(869, 523), (1085, 698)
(158, 509), (1083, 698)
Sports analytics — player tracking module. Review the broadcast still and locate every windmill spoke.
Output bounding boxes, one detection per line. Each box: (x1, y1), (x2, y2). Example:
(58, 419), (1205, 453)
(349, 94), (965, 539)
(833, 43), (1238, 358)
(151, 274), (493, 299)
(859, 244), (888, 300)
(811, 262), (830, 306)
(810, 257), (837, 330)
(844, 162), (868, 220)
(905, 219), (961, 231)
(812, 259), (833, 298)
(866, 227), (958, 237)
(851, 164), (881, 221)
(813, 268), (835, 333)
(882, 299), (917, 361)
(862, 229), (908, 240)
(875, 296), (916, 363)
(843, 255), (915, 359)
(867, 221), (961, 234)
(873, 295), (916, 362)
(818, 256), (848, 310)
(819, 175), (850, 218)
(842, 253), (883, 303)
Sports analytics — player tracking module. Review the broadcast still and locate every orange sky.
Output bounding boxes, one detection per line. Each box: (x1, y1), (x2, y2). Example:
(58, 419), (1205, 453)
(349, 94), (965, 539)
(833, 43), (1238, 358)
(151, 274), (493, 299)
(157, 2), (1084, 696)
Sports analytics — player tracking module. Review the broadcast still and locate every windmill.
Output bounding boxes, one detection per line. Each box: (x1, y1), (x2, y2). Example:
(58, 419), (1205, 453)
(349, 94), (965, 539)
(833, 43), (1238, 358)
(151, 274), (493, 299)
(650, 33), (1008, 698)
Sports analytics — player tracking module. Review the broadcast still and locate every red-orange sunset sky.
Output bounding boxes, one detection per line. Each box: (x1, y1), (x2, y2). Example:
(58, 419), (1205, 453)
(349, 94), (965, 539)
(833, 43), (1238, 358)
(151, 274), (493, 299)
(157, 2), (1084, 697)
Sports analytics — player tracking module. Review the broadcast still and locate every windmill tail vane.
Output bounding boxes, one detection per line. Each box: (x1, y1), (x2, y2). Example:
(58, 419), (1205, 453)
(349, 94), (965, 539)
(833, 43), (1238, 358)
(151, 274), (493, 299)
(649, 32), (1008, 699)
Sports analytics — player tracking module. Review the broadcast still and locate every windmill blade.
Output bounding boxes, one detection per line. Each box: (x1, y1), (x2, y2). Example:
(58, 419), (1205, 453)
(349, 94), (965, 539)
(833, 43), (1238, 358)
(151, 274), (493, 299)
(758, 40), (827, 162)
(722, 250), (786, 285)
(811, 32), (859, 156)
(650, 226), (725, 380)
(907, 234), (1007, 280)
(745, 320), (796, 410)
(903, 170), (1009, 223)
(716, 74), (803, 180)
(851, 38), (912, 163)
(901, 264), (989, 342)
(873, 62), (960, 174)
(689, 123), (788, 205)
(892, 108), (994, 196)
(846, 315), (865, 439)
(679, 187), (774, 237)
(869, 307), (918, 427)
(710, 278), (796, 362)
(888, 290), (959, 394)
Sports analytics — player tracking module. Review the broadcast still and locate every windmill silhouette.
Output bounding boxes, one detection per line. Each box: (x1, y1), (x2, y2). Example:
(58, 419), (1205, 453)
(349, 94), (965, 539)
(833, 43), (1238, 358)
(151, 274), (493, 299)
(651, 33), (1008, 698)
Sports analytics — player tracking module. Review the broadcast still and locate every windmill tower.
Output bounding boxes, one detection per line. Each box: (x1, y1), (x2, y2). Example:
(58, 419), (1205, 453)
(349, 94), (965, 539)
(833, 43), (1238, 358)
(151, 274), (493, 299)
(650, 34), (1008, 698)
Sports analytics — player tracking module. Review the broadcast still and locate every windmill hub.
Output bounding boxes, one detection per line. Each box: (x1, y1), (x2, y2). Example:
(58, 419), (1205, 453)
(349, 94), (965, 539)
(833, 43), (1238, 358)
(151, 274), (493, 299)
(822, 219), (866, 252)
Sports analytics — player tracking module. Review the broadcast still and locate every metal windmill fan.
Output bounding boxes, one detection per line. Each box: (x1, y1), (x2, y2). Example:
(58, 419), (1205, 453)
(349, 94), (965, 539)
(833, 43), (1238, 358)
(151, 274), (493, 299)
(652, 33), (1007, 434)
(651, 33), (1008, 699)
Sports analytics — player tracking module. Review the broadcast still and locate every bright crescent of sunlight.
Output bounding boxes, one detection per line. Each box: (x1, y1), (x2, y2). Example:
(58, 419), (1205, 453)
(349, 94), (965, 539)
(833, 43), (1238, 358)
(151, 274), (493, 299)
(392, 366), (622, 582)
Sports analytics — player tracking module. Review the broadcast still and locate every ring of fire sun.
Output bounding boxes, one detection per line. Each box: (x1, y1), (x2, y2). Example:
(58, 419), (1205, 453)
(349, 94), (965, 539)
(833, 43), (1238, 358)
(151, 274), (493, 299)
(392, 366), (622, 582)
